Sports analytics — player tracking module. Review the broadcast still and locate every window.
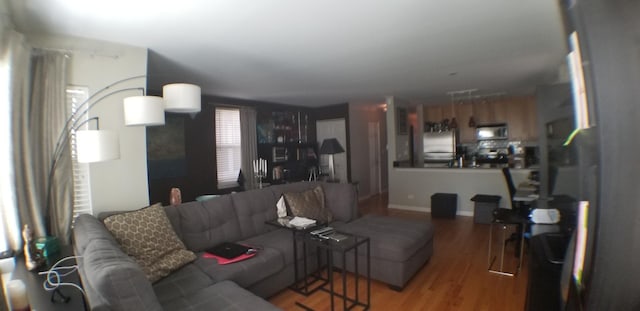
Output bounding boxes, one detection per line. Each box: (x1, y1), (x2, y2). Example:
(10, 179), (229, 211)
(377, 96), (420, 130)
(67, 86), (94, 219)
(215, 108), (241, 188)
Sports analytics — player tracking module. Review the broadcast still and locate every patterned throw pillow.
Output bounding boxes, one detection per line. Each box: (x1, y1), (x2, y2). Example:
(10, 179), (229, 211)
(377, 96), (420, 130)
(283, 186), (334, 224)
(103, 203), (196, 283)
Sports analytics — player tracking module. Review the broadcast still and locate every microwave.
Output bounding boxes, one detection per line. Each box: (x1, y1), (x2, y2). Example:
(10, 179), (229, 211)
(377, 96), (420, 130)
(476, 123), (508, 140)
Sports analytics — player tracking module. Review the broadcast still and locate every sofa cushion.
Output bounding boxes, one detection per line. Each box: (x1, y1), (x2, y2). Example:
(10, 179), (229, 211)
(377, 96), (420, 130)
(162, 280), (281, 311)
(283, 186), (334, 223)
(333, 214), (434, 262)
(230, 188), (279, 239)
(239, 228), (298, 265)
(164, 196), (243, 252)
(321, 182), (358, 222)
(193, 247), (284, 288)
(153, 263), (214, 305)
(81, 238), (163, 311)
(103, 203), (197, 282)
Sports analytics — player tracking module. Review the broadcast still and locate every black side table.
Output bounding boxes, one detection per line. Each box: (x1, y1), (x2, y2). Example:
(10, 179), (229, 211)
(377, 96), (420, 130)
(264, 218), (327, 295)
(7, 246), (85, 311)
(301, 231), (371, 311)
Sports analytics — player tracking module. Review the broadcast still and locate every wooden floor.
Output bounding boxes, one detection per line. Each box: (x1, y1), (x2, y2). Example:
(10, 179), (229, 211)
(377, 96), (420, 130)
(269, 192), (528, 310)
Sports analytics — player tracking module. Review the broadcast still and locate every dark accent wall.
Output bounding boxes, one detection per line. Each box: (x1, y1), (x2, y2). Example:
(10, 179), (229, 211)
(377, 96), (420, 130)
(147, 104), (216, 205)
(146, 93), (346, 204)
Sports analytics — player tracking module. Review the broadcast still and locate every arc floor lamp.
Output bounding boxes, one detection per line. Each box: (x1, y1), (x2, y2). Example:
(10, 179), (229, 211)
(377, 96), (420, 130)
(46, 75), (201, 231)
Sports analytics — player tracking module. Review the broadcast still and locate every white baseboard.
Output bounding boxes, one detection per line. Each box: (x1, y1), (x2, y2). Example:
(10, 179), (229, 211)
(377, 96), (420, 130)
(388, 204), (429, 213)
(389, 204), (473, 217)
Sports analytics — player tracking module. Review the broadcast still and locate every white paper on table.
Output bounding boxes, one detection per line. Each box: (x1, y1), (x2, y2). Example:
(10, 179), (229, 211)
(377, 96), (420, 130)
(288, 216), (316, 227)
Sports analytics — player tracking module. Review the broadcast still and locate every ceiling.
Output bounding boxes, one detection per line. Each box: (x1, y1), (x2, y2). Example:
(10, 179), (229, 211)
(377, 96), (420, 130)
(6, 0), (568, 107)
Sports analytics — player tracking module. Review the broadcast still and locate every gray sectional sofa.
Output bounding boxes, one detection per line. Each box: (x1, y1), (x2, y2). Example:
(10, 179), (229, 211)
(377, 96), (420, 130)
(73, 181), (434, 310)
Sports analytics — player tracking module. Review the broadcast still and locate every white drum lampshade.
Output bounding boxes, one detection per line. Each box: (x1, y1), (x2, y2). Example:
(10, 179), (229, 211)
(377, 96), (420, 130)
(163, 83), (201, 113)
(123, 96), (165, 126)
(76, 130), (120, 163)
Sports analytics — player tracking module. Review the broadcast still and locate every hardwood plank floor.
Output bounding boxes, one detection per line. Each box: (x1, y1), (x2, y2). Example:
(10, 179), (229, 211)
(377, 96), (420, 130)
(269, 192), (528, 310)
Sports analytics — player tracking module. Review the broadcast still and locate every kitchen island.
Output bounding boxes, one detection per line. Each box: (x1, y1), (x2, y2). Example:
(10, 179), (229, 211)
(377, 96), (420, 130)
(388, 166), (533, 216)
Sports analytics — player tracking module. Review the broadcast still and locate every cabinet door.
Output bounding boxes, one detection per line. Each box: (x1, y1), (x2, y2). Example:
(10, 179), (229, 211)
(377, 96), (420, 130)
(473, 99), (494, 125)
(424, 105), (444, 123)
(492, 100), (509, 124)
(454, 102), (475, 143)
(507, 99), (527, 141)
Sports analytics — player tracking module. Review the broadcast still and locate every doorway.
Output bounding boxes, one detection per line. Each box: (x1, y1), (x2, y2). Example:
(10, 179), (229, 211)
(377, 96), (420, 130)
(316, 119), (347, 182)
(368, 121), (382, 195)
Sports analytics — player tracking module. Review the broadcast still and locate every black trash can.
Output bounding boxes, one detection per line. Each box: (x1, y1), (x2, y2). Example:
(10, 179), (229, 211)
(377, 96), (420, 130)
(471, 194), (501, 224)
(430, 193), (457, 218)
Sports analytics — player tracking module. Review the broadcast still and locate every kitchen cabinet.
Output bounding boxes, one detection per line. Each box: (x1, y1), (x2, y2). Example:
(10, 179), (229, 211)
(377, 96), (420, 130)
(420, 96), (539, 143)
(473, 99), (494, 125)
(507, 98), (528, 140)
(491, 100), (508, 124)
(425, 104), (456, 129)
(424, 105), (443, 123)
(454, 102), (475, 143)
(506, 96), (538, 141)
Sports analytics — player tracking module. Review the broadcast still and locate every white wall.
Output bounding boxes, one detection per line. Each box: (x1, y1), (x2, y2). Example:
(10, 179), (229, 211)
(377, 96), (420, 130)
(28, 35), (150, 215)
(348, 101), (387, 199)
(389, 167), (531, 215)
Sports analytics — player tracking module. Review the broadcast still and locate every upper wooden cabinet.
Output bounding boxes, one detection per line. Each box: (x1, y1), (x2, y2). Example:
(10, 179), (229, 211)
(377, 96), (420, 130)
(453, 102), (475, 143)
(424, 105), (443, 123)
(420, 96), (539, 143)
(473, 99), (494, 125)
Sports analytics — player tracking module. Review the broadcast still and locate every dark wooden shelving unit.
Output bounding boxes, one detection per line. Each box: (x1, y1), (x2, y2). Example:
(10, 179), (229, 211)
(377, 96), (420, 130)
(256, 109), (318, 183)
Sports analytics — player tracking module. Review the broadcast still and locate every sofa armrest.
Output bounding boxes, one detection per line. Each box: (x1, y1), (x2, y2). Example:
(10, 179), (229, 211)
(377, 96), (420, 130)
(74, 214), (163, 311)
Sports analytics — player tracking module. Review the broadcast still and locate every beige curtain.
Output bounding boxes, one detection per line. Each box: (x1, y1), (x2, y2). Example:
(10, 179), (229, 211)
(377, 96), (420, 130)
(27, 50), (71, 244)
(1, 28), (31, 251)
(239, 107), (258, 190)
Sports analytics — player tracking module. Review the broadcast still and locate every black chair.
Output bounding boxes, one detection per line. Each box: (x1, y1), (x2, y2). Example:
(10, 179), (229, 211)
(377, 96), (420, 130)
(502, 167), (517, 205)
(501, 167), (529, 256)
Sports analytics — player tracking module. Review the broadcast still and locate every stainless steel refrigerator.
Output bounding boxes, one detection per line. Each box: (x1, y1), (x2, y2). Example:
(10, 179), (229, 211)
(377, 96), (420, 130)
(423, 131), (456, 167)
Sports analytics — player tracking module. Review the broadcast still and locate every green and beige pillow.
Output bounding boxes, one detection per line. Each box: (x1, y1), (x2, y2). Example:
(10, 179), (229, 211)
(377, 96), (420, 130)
(103, 203), (196, 283)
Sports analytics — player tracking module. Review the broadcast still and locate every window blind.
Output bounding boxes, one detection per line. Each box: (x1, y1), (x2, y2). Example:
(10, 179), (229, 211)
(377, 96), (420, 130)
(67, 86), (93, 220)
(215, 107), (242, 188)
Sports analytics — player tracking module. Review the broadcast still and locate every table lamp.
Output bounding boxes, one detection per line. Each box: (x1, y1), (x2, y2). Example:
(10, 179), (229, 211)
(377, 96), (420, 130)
(319, 138), (345, 182)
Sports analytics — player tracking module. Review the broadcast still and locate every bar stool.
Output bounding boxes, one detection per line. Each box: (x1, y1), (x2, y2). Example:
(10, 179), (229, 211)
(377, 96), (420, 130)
(487, 208), (526, 276)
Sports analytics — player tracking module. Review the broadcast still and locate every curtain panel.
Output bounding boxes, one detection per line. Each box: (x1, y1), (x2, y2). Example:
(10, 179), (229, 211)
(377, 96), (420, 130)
(1, 28), (30, 251)
(28, 50), (71, 243)
(239, 107), (258, 190)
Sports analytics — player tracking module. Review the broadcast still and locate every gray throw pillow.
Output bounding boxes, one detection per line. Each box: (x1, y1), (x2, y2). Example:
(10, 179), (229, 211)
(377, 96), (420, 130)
(283, 186), (333, 223)
(103, 203), (196, 283)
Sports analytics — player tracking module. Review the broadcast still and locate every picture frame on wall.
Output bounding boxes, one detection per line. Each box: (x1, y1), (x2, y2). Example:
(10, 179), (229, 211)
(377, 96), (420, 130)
(396, 107), (408, 135)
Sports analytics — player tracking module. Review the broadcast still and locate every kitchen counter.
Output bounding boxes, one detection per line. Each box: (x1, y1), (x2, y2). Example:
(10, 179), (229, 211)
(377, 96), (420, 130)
(388, 166), (533, 216)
